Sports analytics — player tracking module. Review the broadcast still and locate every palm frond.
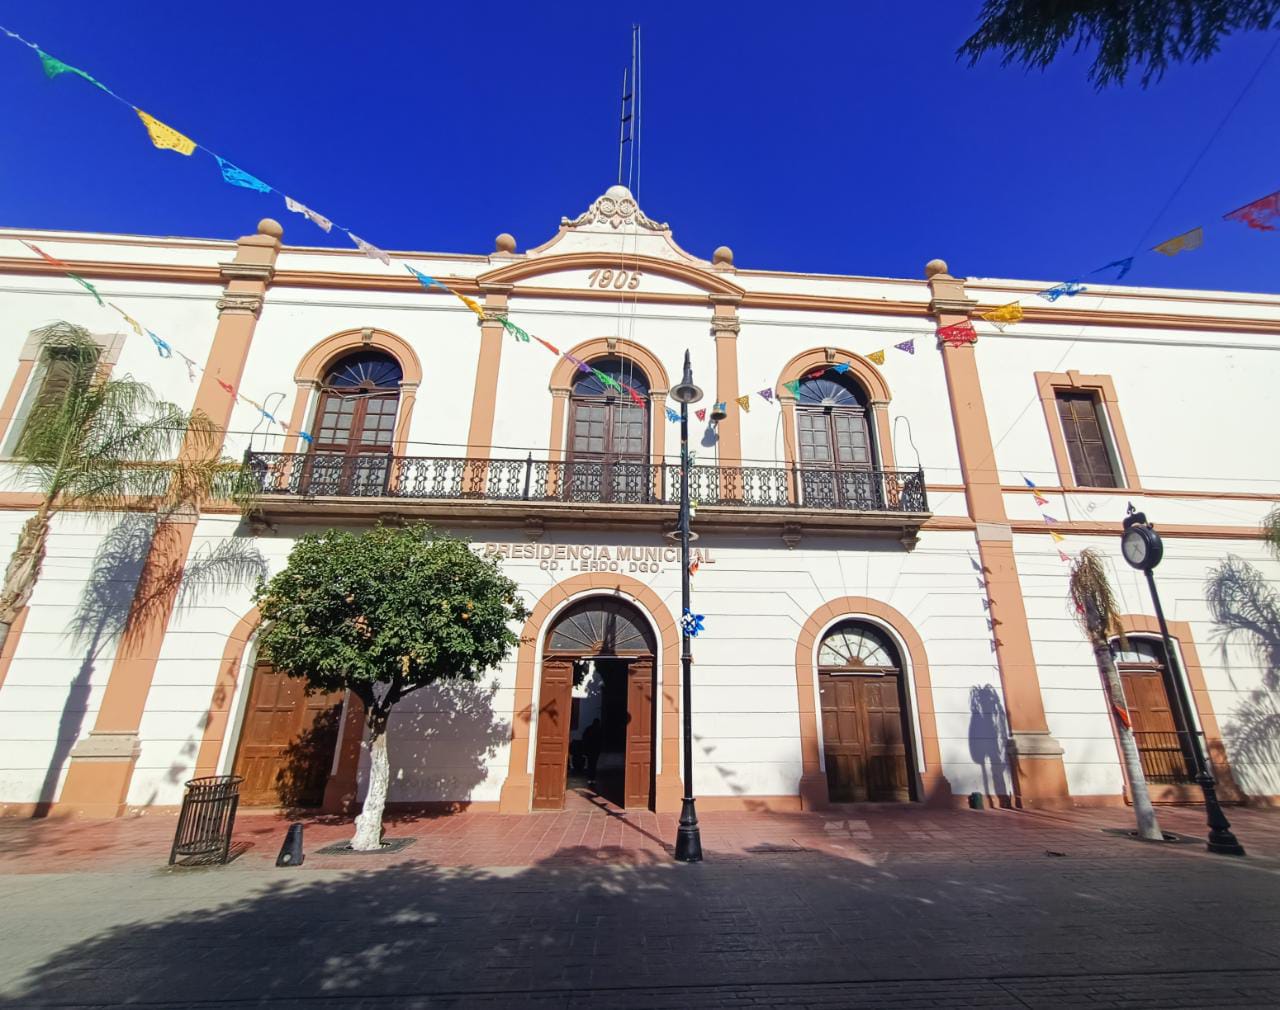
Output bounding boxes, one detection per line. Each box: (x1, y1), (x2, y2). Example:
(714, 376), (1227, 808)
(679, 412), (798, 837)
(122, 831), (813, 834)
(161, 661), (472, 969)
(1069, 548), (1127, 645)
(1263, 505), (1280, 562)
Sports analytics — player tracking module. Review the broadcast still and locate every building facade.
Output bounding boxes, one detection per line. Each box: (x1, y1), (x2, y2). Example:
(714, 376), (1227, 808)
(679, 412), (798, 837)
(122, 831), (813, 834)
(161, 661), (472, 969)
(1, 185), (1278, 818)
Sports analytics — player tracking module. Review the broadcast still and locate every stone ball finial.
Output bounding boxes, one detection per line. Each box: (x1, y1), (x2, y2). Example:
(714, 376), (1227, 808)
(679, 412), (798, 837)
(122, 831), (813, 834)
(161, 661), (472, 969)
(925, 258), (949, 278)
(494, 233), (517, 254)
(712, 245), (734, 267)
(257, 218), (284, 239)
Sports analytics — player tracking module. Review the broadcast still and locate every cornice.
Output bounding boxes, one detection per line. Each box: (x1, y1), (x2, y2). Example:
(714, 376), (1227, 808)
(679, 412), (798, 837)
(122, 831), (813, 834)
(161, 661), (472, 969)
(0, 256), (219, 286)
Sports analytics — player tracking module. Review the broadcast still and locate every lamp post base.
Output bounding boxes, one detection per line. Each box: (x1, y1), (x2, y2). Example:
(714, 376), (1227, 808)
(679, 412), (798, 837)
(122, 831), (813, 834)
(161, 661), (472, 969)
(674, 798), (703, 863)
(1199, 775), (1246, 856)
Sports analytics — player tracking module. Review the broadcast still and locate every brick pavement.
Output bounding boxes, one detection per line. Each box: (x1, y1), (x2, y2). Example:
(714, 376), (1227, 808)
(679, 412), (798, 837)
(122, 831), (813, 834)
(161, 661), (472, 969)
(1, 804), (1279, 1007)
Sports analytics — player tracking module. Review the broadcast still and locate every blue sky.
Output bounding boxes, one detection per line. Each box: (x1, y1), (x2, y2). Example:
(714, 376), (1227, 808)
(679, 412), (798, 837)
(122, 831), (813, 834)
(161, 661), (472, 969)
(1, 3), (1277, 292)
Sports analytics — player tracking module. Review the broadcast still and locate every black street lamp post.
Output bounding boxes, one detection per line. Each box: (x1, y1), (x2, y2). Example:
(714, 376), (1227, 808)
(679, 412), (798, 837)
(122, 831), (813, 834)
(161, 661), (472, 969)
(1120, 508), (1245, 856)
(670, 350), (704, 863)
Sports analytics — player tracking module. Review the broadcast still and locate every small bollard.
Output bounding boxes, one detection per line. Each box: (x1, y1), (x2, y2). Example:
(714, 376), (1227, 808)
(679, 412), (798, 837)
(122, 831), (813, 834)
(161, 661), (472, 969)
(968, 791), (985, 810)
(276, 823), (304, 867)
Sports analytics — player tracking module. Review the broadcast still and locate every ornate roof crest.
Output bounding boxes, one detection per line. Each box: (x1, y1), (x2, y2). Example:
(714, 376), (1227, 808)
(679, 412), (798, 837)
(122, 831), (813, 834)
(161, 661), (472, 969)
(562, 184), (669, 232)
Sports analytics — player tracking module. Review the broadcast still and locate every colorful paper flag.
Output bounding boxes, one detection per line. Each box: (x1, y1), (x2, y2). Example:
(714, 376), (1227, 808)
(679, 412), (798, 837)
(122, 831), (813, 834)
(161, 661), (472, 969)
(806, 367), (826, 379)
(1152, 227), (1203, 257)
(298, 431), (313, 444)
(1032, 493), (1049, 507)
(1112, 703), (1131, 729)
(594, 369), (621, 391)
(67, 273), (104, 307)
(406, 264), (443, 290)
(1049, 531), (1065, 543)
(981, 302), (1023, 326)
(938, 320), (977, 346)
(736, 395), (750, 412)
(533, 336), (560, 355)
(831, 362), (851, 374)
(758, 388), (774, 403)
(499, 318), (531, 342)
(894, 339), (915, 355)
(1092, 257), (1134, 280)
(349, 232), (390, 266)
(1058, 550), (1072, 563)
(37, 49), (110, 92)
(1037, 280), (1086, 302)
(1023, 476), (1037, 488)
(688, 560), (700, 577)
(215, 156), (271, 193)
(1042, 514), (1058, 524)
(626, 385), (646, 407)
(1224, 190), (1280, 233)
(216, 378), (236, 398)
(782, 380), (801, 398)
(145, 329), (172, 359)
(868, 350), (885, 365)
(695, 408), (706, 421)
(108, 303), (143, 337)
(666, 407), (680, 422)
(284, 196), (333, 233)
(21, 239), (69, 269)
(456, 293), (486, 319)
(179, 353), (199, 382)
(135, 109), (195, 155)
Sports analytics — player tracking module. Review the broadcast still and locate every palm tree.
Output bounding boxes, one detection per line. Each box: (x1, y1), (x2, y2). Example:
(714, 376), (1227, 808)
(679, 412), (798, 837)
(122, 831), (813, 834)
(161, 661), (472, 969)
(0, 323), (247, 657)
(1264, 505), (1280, 561)
(1068, 549), (1163, 841)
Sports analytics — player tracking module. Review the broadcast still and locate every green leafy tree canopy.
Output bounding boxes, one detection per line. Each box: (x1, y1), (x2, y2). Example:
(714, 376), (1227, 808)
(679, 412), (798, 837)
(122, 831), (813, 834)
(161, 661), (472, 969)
(960, 1), (1280, 88)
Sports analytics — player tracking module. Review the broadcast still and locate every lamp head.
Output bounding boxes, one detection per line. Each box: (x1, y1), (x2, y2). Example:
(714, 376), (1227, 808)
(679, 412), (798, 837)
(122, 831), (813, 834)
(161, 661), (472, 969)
(709, 401), (728, 423)
(670, 349), (703, 405)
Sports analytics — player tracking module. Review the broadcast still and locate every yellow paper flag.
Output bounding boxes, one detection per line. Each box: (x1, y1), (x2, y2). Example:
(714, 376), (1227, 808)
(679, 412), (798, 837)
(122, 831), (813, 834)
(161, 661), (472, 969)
(868, 350), (885, 365)
(458, 293), (486, 319)
(982, 301), (1023, 325)
(1049, 530), (1065, 543)
(135, 108), (195, 155)
(736, 395), (750, 412)
(1152, 227), (1203, 257)
(109, 303), (144, 337)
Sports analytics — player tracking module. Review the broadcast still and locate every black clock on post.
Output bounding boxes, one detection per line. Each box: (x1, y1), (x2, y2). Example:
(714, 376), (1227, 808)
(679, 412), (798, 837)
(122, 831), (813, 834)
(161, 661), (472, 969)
(1120, 506), (1244, 855)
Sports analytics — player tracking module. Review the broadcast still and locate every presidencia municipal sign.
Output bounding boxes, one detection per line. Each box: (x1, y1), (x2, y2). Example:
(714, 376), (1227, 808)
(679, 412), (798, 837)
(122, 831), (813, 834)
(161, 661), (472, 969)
(481, 542), (715, 575)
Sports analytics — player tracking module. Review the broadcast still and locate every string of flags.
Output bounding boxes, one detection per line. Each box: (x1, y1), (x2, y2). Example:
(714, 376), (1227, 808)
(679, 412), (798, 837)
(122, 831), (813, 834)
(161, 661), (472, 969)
(1023, 475), (1073, 565)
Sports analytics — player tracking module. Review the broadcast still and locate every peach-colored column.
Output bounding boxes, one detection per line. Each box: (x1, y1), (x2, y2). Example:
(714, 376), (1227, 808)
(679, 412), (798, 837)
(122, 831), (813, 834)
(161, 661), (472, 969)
(57, 219), (283, 817)
(711, 297), (743, 506)
(927, 259), (1070, 809)
(464, 286), (511, 459)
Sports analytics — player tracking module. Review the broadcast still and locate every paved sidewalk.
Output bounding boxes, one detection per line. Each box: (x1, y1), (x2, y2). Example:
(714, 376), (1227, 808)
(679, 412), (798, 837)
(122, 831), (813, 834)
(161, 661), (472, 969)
(1, 805), (1279, 1008)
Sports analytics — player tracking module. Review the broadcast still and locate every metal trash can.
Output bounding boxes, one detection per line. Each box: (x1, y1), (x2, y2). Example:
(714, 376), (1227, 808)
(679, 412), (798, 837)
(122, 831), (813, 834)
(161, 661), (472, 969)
(169, 775), (243, 865)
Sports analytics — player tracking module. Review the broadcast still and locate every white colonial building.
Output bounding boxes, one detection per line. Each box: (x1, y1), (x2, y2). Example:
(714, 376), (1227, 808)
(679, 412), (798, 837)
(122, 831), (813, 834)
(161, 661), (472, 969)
(1, 185), (1277, 818)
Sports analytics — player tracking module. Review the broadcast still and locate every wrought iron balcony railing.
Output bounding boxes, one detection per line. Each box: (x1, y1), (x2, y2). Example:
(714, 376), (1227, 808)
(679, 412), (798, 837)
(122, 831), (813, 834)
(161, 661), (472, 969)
(244, 451), (929, 514)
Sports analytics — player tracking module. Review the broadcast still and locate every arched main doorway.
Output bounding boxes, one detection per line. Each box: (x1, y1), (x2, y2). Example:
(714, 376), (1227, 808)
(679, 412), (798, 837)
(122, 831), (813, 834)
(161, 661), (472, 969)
(533, 596), (657, 810)
(818, 620), (915, 802)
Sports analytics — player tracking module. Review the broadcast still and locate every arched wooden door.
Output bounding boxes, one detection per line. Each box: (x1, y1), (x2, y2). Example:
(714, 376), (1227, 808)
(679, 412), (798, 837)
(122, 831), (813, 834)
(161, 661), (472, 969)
(565, 357), (651, 504)
(231, 662), (344, 807)
(794, 372), (884, 509)
(531, 597), (657, 810)
(818, 621), (914, 802)
(303, 350), (403, 496)
(1111, 637), (1195, 784)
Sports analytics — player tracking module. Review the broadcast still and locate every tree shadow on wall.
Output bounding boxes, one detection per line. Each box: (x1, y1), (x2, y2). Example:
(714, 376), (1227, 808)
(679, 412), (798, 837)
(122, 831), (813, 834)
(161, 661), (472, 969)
(1206, 555), (1280, 793)
(377, 679), (512, 812)
(33, 516), (267, 814)
(968, 684), (1012, 805)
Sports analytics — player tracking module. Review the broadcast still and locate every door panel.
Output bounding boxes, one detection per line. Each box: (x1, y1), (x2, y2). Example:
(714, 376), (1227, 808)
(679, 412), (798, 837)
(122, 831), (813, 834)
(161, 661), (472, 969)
(232, 663), (343, 807)
(819, 672), (910, 802)
(624, 659), (654, 809)
(532, 658), (575, 810)
(1120, 666), (1193, 784)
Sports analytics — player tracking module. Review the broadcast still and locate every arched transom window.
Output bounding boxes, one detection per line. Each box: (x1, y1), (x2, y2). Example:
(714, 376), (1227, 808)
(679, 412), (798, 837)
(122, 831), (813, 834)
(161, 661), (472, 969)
(795, 372), (882, 509)
(548, 597), (656, 655)
(566, 356), (651, 503)
(819, 620), (901, 671)
(305, 350), (403, 495)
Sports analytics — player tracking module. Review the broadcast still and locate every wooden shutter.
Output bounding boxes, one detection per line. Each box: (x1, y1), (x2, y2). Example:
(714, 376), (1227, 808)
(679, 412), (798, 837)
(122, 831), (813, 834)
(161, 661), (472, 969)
(532, 658), (574, 809)
(1056, 392), (1119, 487)
(624, 658), (654, 809)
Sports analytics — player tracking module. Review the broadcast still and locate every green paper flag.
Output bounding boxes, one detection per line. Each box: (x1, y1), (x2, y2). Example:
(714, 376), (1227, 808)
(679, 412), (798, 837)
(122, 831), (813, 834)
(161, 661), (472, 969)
(37, 49), (109, 92)
(783, 379), (801, 397)
(594, 369), (621, 391)
(499, 318), (531, 343)
(67, 273), (104, 307)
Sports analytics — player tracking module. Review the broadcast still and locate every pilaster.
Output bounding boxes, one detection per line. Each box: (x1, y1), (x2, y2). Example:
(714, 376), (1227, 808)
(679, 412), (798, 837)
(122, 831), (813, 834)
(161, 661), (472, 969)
(57, 219), (283, 816)
(710, 296), (742, 468)
(926, 258), (1070, 809)
(465, 285), (511, 459)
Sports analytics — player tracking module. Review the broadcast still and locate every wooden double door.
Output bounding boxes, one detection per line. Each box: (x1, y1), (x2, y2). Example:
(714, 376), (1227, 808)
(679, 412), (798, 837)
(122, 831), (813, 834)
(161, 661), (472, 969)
(231, 662), (344, 807)
(532, 655), (654, 810)
(1119, 664), (1195, 784)
(819, 671), (912, 802)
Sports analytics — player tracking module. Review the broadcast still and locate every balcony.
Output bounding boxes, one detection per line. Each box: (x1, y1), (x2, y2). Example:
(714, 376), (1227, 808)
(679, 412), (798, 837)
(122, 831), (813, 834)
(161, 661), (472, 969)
(243, 451), (931, 547)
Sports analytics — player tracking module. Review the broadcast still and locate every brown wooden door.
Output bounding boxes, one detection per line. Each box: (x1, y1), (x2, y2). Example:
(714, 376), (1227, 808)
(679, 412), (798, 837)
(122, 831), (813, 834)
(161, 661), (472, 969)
(819, 672), (910, 802)
(532, 657), (575, 810)
(232, 663), (343, 807)
(304, 389), (399, 495)
(567, 396), (649, 503)
(797, 407), (882, 509)
(1120, 666), (1193, 783)
(624, 658), (654, 809)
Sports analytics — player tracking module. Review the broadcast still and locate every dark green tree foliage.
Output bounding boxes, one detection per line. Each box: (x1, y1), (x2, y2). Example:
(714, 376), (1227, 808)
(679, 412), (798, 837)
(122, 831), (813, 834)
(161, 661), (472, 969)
(253, 523), (529, 847)
(960, 1), (1280, 87)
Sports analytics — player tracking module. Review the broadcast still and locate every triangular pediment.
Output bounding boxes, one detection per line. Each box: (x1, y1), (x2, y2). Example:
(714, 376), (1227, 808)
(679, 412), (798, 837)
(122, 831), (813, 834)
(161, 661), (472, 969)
(522, 185), (707, 265)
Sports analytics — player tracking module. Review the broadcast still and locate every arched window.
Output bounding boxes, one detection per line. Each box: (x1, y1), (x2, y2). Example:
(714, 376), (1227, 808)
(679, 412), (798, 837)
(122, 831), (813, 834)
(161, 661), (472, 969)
(566, 357), (650, 503)
(305, 350), (403, 495)
(1109, 635), (1195, 784)
(817, 619), (911, 802)
(794, 372), (882, 509)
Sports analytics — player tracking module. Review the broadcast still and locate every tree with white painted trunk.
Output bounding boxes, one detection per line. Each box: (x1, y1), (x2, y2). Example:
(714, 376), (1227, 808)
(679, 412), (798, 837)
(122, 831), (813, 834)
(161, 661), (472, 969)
(252, 524), (528, 851)
(1069, 549), (1163, 842)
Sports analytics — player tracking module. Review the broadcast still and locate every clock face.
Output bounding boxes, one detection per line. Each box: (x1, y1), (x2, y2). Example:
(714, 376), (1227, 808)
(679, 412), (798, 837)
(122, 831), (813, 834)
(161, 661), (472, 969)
(1122, 528), (1148, 566)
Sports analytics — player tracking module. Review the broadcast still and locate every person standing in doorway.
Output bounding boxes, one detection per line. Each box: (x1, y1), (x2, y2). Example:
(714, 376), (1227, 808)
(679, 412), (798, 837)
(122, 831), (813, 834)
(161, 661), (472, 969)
(581, 718), (603, 786)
